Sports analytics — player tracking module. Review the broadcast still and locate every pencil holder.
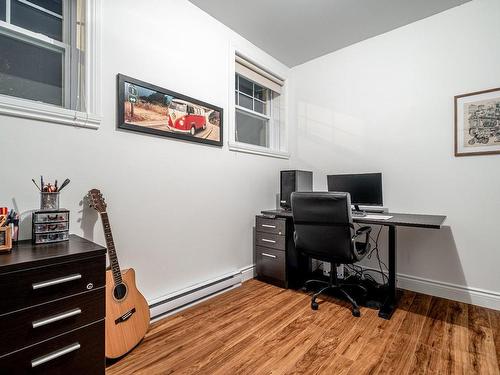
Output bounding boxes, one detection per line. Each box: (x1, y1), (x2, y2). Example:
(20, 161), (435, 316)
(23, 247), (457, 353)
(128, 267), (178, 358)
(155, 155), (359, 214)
(40, 192), (60, 211)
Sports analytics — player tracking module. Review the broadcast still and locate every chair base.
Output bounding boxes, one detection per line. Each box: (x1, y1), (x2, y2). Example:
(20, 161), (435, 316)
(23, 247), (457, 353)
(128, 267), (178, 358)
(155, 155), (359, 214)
(305, 274), (367, 317)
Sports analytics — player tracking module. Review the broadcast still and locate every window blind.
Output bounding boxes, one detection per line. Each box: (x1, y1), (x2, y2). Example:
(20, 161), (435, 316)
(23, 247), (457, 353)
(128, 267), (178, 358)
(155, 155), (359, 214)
(235, 55), (284, 94)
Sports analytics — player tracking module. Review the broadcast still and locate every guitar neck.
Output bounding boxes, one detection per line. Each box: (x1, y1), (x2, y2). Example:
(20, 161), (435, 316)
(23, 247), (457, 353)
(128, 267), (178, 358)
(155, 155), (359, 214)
(100, 212), (123, 285)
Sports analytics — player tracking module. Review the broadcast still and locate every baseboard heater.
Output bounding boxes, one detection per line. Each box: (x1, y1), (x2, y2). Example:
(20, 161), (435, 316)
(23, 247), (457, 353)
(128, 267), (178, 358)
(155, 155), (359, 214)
(148, 271), (243, 322)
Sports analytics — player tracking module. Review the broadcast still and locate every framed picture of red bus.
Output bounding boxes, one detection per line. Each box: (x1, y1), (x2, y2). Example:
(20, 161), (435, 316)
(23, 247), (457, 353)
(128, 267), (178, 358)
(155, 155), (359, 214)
(117, 74), (223, 147)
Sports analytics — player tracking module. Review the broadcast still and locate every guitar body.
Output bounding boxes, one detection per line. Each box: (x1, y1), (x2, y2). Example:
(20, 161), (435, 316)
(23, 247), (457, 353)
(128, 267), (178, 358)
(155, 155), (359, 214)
(104, 268), (150, 359)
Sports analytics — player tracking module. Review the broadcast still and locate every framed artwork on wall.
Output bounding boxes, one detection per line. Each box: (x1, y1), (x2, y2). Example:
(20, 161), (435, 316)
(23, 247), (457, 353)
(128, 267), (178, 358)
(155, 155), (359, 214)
(455, 87), (500, 157)
(117, 74), (223, 147)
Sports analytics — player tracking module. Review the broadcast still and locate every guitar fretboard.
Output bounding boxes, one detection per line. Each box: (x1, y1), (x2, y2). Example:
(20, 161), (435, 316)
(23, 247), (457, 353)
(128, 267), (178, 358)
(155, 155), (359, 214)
(100, 212), (123, 285)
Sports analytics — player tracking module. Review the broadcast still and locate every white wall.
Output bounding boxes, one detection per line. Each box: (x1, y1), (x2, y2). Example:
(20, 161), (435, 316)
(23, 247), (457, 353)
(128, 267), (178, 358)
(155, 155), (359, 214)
(0, 0), (288, 302)
(289, 0), (500, 307)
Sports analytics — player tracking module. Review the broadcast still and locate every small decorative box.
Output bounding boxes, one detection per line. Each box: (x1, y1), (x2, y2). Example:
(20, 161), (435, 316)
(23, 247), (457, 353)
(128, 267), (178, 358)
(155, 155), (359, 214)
(0, 226), (12, 253)
(32, 209), (70, 244)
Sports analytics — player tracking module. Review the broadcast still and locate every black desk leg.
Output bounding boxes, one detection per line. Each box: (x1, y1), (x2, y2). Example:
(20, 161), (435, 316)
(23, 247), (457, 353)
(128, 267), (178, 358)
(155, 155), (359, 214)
(379, 225), (398, 319)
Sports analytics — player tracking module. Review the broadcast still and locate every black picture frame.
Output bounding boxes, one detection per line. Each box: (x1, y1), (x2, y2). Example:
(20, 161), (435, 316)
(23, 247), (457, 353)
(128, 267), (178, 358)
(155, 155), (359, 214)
(117, 74), (223, 147)
(454, 87), (500, 157)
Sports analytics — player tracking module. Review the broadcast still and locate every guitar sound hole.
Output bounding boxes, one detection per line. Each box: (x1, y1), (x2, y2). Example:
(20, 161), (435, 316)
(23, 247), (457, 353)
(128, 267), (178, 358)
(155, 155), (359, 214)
(113, 283), (127, 300)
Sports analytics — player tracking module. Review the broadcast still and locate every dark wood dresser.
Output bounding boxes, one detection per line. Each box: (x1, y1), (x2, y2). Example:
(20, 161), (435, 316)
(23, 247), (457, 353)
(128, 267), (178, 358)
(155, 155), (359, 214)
(0, 234), (106, 374)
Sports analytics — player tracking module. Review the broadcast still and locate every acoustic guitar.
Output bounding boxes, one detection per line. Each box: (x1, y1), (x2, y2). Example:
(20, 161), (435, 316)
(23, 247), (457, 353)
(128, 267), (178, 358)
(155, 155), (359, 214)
(87, 189), (150, 359)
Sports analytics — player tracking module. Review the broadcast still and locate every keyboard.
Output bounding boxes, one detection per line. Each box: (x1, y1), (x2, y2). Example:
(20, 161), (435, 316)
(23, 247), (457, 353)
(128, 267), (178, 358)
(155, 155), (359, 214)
(364, 214), (393, 220)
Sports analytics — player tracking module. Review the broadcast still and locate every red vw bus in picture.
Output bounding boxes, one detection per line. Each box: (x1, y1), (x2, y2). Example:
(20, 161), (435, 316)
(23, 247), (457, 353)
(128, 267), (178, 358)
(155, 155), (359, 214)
(167, 99), (207, 136)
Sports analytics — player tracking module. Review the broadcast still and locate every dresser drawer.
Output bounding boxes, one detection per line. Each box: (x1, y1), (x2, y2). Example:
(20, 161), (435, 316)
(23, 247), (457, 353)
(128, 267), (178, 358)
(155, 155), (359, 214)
(256, 216), (286, 236)
(0, 288), (104, 356)
(256, 246), (286, 282)
(0, 320), (105, 374)
(255, 232), (285, 250)
(0, 255), (105, 315)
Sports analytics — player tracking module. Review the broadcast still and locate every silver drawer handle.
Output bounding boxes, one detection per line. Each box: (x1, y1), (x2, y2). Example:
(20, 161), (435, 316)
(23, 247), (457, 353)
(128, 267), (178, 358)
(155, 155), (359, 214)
(261, 239), (276, 244)
(31, 342), (81, 368)
(32, 273), (82, 290)
(32, 308), (82, 329)
(261, 224), (276, 228)
(261, 252), (277, 259)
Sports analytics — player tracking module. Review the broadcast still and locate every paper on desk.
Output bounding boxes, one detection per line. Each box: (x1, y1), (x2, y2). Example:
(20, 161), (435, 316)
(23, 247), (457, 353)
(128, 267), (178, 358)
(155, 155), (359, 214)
(364, 214), (393, 220)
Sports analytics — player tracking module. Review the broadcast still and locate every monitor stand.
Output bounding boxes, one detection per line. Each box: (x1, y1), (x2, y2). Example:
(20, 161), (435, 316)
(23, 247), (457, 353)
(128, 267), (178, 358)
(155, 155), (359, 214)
(352, 205), (367, 217)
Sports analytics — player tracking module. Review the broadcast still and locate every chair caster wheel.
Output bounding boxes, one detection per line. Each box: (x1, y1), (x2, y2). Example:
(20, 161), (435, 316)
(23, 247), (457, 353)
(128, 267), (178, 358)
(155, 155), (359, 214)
(352, 308), (360, 317)
(311, 301), (319, 310)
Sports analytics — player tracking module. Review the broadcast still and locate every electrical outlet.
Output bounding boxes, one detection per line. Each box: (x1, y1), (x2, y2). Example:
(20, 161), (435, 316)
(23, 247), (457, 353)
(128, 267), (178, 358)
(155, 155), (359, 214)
(322, 262), (331, 276)
(337, 264), (344, 279)
(322, 262), (344, 279)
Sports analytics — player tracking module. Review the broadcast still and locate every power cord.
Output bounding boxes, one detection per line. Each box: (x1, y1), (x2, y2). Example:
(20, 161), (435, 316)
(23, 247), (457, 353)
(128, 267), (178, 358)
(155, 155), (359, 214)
(320, 224), (390, 286)
(353, 224), (388, 285)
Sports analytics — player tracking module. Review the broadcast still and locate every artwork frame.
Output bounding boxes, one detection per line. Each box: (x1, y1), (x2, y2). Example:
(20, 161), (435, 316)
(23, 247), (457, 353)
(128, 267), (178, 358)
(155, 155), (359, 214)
(454, 87), (500, 157)
(117, 74), (223, 147)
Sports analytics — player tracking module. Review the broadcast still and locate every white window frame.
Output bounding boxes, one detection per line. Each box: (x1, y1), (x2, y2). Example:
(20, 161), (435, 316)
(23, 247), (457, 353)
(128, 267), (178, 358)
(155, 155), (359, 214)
(229, 49), (289, 159)
(0, 0), (101, 129)
(235, 74), (273, 148)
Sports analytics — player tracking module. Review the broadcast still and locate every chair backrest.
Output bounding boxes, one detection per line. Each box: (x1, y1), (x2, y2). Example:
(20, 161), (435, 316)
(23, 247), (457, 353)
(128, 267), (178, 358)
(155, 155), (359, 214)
(291, 191), (356, 264)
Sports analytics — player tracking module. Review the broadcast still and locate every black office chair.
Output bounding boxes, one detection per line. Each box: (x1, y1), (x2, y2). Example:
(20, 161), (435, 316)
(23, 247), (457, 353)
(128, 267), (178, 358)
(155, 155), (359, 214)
(291, 192), (372, 317)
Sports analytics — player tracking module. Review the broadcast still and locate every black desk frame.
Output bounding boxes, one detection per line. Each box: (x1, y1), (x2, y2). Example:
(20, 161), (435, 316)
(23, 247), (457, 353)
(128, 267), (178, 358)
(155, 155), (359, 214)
(261, 209), (446, 320)
(381, 225), (397, 319)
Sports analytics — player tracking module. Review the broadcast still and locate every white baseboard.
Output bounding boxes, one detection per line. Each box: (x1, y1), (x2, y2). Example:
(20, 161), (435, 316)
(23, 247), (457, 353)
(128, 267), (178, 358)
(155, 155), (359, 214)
(349, 264), (500, 310)
(148, 265), (258, 323)
(149, 284), (241, 324)
(397, 273), (500, 311)
(245, 263), (500, 311)
(149, 270), (242, 322)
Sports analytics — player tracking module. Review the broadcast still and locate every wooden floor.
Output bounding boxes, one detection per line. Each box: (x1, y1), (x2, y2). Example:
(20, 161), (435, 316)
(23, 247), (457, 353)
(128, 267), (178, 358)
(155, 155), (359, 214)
(107, 279), (500, 375)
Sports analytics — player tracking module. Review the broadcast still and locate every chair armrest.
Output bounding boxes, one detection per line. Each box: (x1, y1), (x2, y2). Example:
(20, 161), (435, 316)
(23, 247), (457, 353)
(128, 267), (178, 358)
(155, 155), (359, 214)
(355, 226), (372, 237)
(352, 226), (371, 248)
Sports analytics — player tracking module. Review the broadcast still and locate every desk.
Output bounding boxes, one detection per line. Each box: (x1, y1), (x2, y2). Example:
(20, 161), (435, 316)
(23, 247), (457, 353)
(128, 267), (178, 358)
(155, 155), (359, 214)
(260, 209), (446, 319)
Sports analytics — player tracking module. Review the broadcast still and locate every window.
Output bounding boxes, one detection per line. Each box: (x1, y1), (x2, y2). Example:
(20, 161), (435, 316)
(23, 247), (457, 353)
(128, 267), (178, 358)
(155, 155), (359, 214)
(0, 0), (100, 128)
(231, 55), (287, 158)
(0, 2), (6, 21)
(235, 75), (273, 147)
(0, 33), (64, 106)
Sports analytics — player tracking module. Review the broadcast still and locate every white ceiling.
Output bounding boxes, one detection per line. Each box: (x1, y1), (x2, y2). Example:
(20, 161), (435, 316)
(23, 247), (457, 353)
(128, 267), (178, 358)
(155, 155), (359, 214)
(189, 0), (470, 67)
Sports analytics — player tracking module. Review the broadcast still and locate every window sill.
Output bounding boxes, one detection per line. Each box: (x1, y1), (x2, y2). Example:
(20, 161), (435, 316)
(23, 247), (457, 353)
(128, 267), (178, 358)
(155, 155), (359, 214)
(0, 95), (101, 129)
(228, 141), (289, 159)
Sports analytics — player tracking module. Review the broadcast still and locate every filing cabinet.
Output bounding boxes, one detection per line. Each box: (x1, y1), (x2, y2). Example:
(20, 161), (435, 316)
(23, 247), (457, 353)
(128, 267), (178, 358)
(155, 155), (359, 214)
(255, 215), (288, 288)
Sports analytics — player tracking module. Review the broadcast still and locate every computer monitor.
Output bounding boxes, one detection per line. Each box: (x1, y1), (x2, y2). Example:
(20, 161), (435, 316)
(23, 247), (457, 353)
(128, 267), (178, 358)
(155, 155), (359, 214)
(327, 173), (383, 211)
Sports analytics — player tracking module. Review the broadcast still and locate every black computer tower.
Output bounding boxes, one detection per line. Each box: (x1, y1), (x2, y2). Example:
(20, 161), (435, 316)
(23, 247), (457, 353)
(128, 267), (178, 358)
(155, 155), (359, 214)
(280, 170), (313, 210)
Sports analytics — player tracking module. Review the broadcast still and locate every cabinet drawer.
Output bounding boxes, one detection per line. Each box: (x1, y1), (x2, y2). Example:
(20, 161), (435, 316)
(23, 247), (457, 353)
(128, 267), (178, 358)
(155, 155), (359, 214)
(256, 246), (286, 282)
(34, 231), (69, 244)
(33, 222), (69, 234)
(0, 288), (104, 356)
(255, 232), (285, 250)
(256, 216), (286, 235)
(33, 211), (69, 224)
(0, 320), (105, 374)
(0, 255), (105, 315)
